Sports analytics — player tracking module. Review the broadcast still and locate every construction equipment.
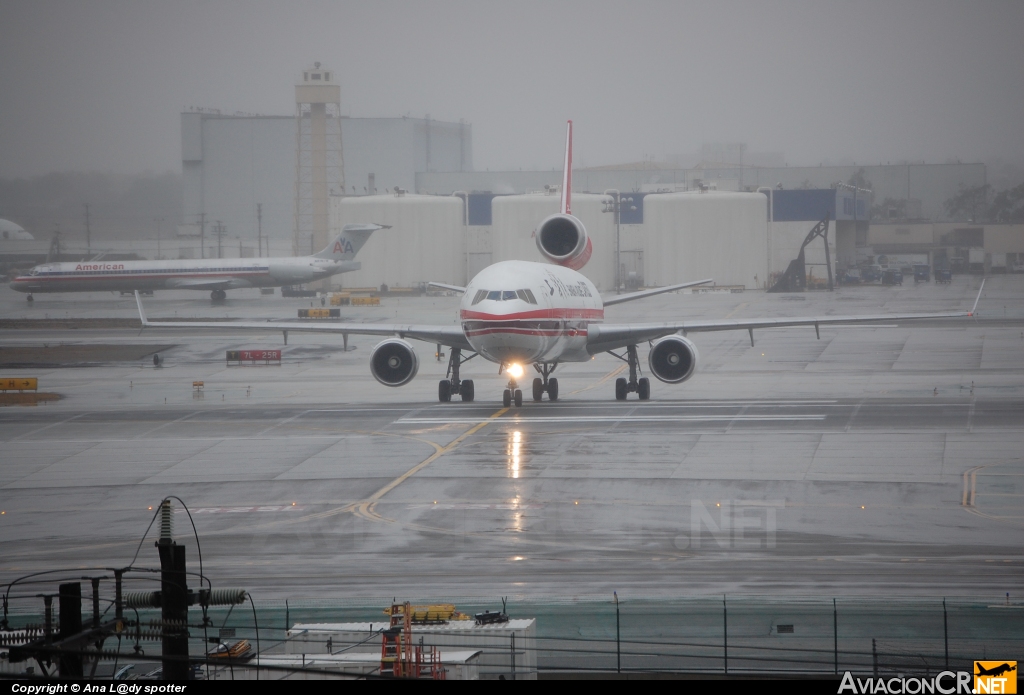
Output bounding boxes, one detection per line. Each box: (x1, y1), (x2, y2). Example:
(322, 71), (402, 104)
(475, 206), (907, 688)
(381, 604), (471, 625)
(768, 213), (833, 293)
(379, 602), (446, 679)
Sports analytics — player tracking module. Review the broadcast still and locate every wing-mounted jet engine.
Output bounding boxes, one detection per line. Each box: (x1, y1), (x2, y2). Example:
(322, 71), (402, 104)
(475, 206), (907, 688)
(647, 335), (699, 383)
(535, 213), (592, 270)
(370, 339), (419, 386)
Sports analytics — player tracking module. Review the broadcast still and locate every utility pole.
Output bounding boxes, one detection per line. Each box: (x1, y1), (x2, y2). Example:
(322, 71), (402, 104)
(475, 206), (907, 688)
(198, 212), (206, 259)
(214, 220), (225, 259)
(256, 203), (263, 258)
(83, 203), (91, 257)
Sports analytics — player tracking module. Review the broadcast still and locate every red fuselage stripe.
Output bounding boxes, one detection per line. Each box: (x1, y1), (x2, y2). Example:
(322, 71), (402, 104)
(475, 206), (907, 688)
(460, 308), (603, 321)
(12, 270), (270, 283)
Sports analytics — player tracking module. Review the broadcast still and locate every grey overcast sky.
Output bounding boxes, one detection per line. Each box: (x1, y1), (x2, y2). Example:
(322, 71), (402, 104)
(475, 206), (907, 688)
(1, 0), (1022, 177)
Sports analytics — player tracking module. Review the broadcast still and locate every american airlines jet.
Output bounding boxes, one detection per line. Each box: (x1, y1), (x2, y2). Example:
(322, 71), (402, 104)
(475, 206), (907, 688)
(10, 224), (385, 301)
(136, 122), (982, 405)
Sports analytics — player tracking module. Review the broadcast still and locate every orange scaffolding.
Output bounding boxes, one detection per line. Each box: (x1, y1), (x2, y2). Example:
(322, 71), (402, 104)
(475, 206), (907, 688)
(379, 602), (446, 679)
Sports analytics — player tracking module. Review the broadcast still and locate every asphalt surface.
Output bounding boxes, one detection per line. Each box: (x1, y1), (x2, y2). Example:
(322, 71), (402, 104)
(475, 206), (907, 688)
(0, 275), (1022, 602)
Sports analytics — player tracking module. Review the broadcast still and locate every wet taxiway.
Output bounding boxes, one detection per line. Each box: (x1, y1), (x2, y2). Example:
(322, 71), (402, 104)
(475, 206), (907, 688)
(1, 276), (1022, 600)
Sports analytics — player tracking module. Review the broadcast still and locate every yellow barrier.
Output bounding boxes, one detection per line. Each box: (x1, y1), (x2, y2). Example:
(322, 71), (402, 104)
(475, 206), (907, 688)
(0, 378), (37, 392)
(298, 308), (341, 318)
(351, 296), (380, 306)
(329, 292), (351, 306)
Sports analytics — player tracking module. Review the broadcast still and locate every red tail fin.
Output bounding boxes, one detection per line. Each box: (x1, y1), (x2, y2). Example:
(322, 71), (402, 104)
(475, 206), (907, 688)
(560, 120), (572, 215)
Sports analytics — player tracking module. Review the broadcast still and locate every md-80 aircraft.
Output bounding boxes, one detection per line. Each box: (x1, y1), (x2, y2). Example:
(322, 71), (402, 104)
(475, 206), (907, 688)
(136, 122), (982, 405)
(11, 224), (385, 301)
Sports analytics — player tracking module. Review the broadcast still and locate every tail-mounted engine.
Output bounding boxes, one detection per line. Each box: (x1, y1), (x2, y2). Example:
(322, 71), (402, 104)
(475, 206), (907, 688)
(535, 213), (592, 270)
(648, 335), (699, 384)
(370, 339), (419, 386)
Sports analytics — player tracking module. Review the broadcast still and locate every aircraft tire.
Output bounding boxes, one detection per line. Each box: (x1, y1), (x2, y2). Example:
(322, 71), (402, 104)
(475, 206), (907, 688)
(461, 380), (475, 402)
(438, 380), (451, 402)
(548, 378), (558, 401)
(514, 389), (523, 407)
(615, 377), (628, 400)
(532, 378), (543, 401)
(503, 389), (512, 408)
(638, 377), (650, 401)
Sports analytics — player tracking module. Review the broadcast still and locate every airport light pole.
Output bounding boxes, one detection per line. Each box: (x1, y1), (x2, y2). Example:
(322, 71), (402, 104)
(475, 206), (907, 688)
(154, 216), (163, 260)
(602, 190), (636, 293)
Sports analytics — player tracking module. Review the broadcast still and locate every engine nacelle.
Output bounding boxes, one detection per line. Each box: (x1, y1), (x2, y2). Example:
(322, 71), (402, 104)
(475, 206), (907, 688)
(648, 335), (699, 384)
(535, 213), (592, 270)
(369, 339), (419, 387)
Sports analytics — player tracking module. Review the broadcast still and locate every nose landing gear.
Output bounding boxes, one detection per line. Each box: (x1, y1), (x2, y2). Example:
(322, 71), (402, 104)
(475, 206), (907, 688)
(531, 363), (559, 401)
(502, 382), (522, 408)
(609, 344), (650, 401)
(438, 347), (477, 402)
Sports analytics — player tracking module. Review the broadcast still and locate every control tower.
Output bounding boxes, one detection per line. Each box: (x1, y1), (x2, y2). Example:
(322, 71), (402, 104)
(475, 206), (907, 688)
(294, 63), (344, 257)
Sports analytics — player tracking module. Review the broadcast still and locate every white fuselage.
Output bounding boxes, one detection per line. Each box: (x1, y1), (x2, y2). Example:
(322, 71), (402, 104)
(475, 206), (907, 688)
(9, 256), (357, 294)
(460, 260), (602, 365)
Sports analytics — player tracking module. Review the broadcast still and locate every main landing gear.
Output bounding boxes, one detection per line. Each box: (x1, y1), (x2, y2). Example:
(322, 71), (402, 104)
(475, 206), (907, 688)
(438, 348), (477, 402)
(210, 289), (227, 301)
(531, 363), (559, 402)
(26, 294), (34, 302)
(609, 344), (650, 401)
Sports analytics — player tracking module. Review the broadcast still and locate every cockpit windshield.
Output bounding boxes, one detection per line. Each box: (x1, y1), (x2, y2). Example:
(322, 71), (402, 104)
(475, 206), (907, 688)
(471, 288), (539, 305)
(28, 267), (40, 276)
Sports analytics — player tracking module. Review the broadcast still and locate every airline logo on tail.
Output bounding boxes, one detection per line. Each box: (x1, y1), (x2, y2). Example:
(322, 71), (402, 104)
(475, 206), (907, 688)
(314, 223), (389, 260)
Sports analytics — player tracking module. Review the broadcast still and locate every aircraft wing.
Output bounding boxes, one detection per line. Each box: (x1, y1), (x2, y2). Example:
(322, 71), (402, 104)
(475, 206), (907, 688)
(428, 281), (467, 293)
(135, 292), (472, 350)
(166, 277), (239, 290)
(602, 278), (713, 306)
(587, 281), (984, 353)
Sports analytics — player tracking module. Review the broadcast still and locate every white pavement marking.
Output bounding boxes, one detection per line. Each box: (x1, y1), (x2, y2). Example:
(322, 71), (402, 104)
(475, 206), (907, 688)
(396, 415), (828, 424)
(845, 399), (864, 433)
(131, 410), (200, 439)
(8, 412), (87, 442)
(255, 409), (313, 436)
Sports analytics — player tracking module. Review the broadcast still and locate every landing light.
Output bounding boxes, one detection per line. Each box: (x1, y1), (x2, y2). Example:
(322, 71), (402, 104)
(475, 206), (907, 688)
(508, 363), (524, 379)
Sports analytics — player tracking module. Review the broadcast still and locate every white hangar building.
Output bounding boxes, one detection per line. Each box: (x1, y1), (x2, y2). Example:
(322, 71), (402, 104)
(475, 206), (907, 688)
(330, 189), (772, 291)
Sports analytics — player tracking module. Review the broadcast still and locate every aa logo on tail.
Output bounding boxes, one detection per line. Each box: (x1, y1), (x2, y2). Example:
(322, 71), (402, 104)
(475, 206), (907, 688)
(975, 661), (1017, 694)
(333, 239), (354, 254)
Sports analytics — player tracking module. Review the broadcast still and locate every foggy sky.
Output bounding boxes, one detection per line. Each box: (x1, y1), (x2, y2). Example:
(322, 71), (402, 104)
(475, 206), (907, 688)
(1, 0), (1023, 178)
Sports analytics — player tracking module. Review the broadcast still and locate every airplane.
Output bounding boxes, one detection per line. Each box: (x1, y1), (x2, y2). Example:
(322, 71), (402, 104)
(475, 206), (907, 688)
(976, 663), (1016, 677)
(135, 121), (984, 406)
(10, 223), (386, 302)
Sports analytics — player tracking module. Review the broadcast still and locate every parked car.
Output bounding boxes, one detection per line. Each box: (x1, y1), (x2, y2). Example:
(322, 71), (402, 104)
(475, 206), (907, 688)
(882, 269), (903, 286)
(861, 265), (883, 282)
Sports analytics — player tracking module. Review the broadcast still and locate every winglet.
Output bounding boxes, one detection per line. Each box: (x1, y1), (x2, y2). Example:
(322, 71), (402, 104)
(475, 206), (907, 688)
(135, 290), (149, 326)
(969, 278), (985, 316)
(560, 120), (572, 215)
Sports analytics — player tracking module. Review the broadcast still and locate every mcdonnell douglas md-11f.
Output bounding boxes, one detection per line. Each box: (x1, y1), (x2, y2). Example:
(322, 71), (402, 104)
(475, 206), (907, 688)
(11, 224), (386, 301)
(136, 122), (983, 406)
